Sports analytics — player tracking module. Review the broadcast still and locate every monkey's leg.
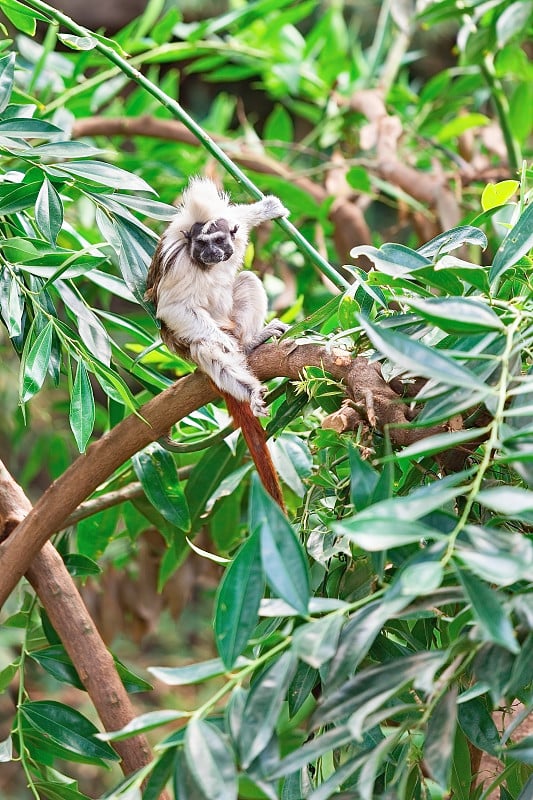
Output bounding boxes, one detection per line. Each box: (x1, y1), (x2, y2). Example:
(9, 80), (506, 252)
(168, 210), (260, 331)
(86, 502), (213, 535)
(231, 272), (289, 353)
(189, 337), (267, 417)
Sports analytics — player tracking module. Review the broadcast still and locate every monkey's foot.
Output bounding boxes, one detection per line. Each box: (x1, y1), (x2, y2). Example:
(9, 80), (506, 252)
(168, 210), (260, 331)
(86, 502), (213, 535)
(245, 320), (290, 352)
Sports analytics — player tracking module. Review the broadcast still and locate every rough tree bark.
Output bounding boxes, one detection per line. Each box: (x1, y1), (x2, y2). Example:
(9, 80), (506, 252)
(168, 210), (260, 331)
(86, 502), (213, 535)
(0, 462), (171, 799)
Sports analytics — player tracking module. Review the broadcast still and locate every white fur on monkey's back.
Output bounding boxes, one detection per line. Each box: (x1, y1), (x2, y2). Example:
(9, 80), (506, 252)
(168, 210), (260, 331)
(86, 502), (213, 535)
(145, 176), (289, 416)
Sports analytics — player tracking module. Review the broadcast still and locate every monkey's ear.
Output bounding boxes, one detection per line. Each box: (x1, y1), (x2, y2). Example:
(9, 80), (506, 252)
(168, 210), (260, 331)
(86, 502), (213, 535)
(230, 224), (239, 237)
(182, 229), (192, 241)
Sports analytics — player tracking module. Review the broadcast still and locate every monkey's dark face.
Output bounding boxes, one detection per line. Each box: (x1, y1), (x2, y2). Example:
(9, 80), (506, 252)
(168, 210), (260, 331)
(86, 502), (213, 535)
(185, 218), (238, 269)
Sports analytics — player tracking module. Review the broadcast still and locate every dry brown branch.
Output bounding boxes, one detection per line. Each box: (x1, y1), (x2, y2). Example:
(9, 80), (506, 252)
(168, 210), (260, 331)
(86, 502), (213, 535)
(0, 340), (441, 609)
(344, 89), (461, 231)
(0, 462), (170, 798)
(72, 115), (372, 263)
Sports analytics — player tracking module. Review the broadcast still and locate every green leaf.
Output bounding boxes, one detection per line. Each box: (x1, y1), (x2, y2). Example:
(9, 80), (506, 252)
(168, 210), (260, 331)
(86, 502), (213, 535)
(132, 442), (191, 531)
(334, 517), (442, 551)
(7, 274), (24, 337)
(491, 202), (533, 285)
(457, 568), (519, 653)
(0, 53), (15, 113)
(405, 297), (503, 334)
(395, 427), (488, 463)
(35, 177), (63, 245)
(313, 651), (446, 727)
(496, 1), (533, 48)
(326, 596), (410, 690)
(98, 710), (188, 741)
(0, 0), (42, 34)
(149, 657), (246, 686)
(53, 161), (155, 193)
(239, 650), (297, 768)
(481, 180), (519, 211)
(477, 485), (533, 515)
(424, 688), (457, 788)
(69, 361), (95, 453)
(58, 33), (98, 50)
(29, 645), (84, 690)
(436, 113), (489, 142)
(184, 720), (237, 800)
(418, 225), (488, 257)
(293, 615), (344, 669)
(214, 531), (264, 669)
(358, 315), (489, 392)
(0, 118), (63, 139)
(20, 321), (53, 402)
(19, 701), (120, 764)
(351, 243), (431, 276)
(30, 781), (92, 800)
(457, 696), (500, 757)
(349, 443), (379, 510)
(250, 475), (310, 615)
(505, 735), (533, 764)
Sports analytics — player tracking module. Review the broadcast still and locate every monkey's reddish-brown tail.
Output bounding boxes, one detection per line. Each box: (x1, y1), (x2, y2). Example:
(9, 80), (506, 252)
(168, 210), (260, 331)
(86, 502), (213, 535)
(222, 392), (286, 513)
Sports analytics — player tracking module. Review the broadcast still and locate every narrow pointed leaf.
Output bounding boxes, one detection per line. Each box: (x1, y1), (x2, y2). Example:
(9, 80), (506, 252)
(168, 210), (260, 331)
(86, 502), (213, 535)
(132, 442), (191, 531)
(185, 719), (237, 800)
(0, 53), (15, 113)
(457, 568), (519, 653)
(240, 651), (297, 768)
(250, 475), (310, 615)
(424, 688), (457, 787)
(70, 361), (95, 453)
(35, 177), (63, 244)
(21, 321), (53, 402)
(214, 531), (264, 668)
(491, 202), (533, 284)
(358, 315), (488, 392)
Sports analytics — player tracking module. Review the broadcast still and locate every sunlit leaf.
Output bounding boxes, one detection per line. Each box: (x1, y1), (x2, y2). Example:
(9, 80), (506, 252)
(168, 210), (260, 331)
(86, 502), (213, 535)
(0, 53), (15, 113)
(35, 177), (63, 245)
(20, 320), (53, 402)
(481, 180), (519, 211)
(491, 202), (533, 285)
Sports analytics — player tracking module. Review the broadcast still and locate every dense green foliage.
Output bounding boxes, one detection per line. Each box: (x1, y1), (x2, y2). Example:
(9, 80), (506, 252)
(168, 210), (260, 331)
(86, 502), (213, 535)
(0, 0), (533, 798)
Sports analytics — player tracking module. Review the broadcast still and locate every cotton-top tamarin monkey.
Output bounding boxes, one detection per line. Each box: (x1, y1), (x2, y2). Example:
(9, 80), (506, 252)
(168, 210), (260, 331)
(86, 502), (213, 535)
(145, 177), (289, 509)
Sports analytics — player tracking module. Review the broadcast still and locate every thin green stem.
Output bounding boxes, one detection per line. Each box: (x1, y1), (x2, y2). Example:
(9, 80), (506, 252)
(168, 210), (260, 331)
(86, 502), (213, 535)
(481, 56), (521, 173)
(25, 0), (349, 290)
(193, 638), (290, 720)
(442, 317), (520, 563)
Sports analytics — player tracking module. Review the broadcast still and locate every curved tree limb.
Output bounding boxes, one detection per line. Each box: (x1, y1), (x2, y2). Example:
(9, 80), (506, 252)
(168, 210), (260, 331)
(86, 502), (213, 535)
(0, 461), (171, 799)
(0, 340), (442, 609)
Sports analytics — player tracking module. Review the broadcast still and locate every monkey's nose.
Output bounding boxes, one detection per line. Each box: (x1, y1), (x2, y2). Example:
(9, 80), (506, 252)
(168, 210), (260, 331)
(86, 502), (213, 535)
(204, 247), (225, 264)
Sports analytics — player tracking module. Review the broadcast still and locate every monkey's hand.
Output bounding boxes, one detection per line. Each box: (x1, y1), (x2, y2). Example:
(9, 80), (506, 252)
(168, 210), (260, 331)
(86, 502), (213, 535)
(258, 195), (289, 221)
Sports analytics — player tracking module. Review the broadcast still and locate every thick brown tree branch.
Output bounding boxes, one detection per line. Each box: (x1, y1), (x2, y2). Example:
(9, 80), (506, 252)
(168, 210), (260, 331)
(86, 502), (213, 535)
(0, 340), (432, 608)
(0, 462), (170, 799)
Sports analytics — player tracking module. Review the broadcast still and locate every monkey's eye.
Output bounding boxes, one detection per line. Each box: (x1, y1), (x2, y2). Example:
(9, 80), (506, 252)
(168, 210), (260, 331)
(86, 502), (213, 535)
(230, 225), (239, 238)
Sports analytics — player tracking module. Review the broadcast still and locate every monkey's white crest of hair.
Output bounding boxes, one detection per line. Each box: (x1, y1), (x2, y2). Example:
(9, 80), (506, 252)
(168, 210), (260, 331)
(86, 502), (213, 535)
(178, 177), (231, 224)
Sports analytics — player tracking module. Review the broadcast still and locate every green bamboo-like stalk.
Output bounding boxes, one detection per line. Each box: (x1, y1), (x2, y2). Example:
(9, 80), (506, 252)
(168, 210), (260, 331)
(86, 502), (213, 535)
(23, 0), (350, 289)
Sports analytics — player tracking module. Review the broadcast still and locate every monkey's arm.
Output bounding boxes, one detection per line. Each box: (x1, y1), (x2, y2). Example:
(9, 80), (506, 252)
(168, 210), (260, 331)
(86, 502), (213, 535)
(231, 195), (288, 232)
(230, 272), (289, 353)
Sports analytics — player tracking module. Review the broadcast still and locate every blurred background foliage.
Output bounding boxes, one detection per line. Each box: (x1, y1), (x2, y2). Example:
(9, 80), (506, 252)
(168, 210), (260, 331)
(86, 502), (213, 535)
(0, 0), (532, 798)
